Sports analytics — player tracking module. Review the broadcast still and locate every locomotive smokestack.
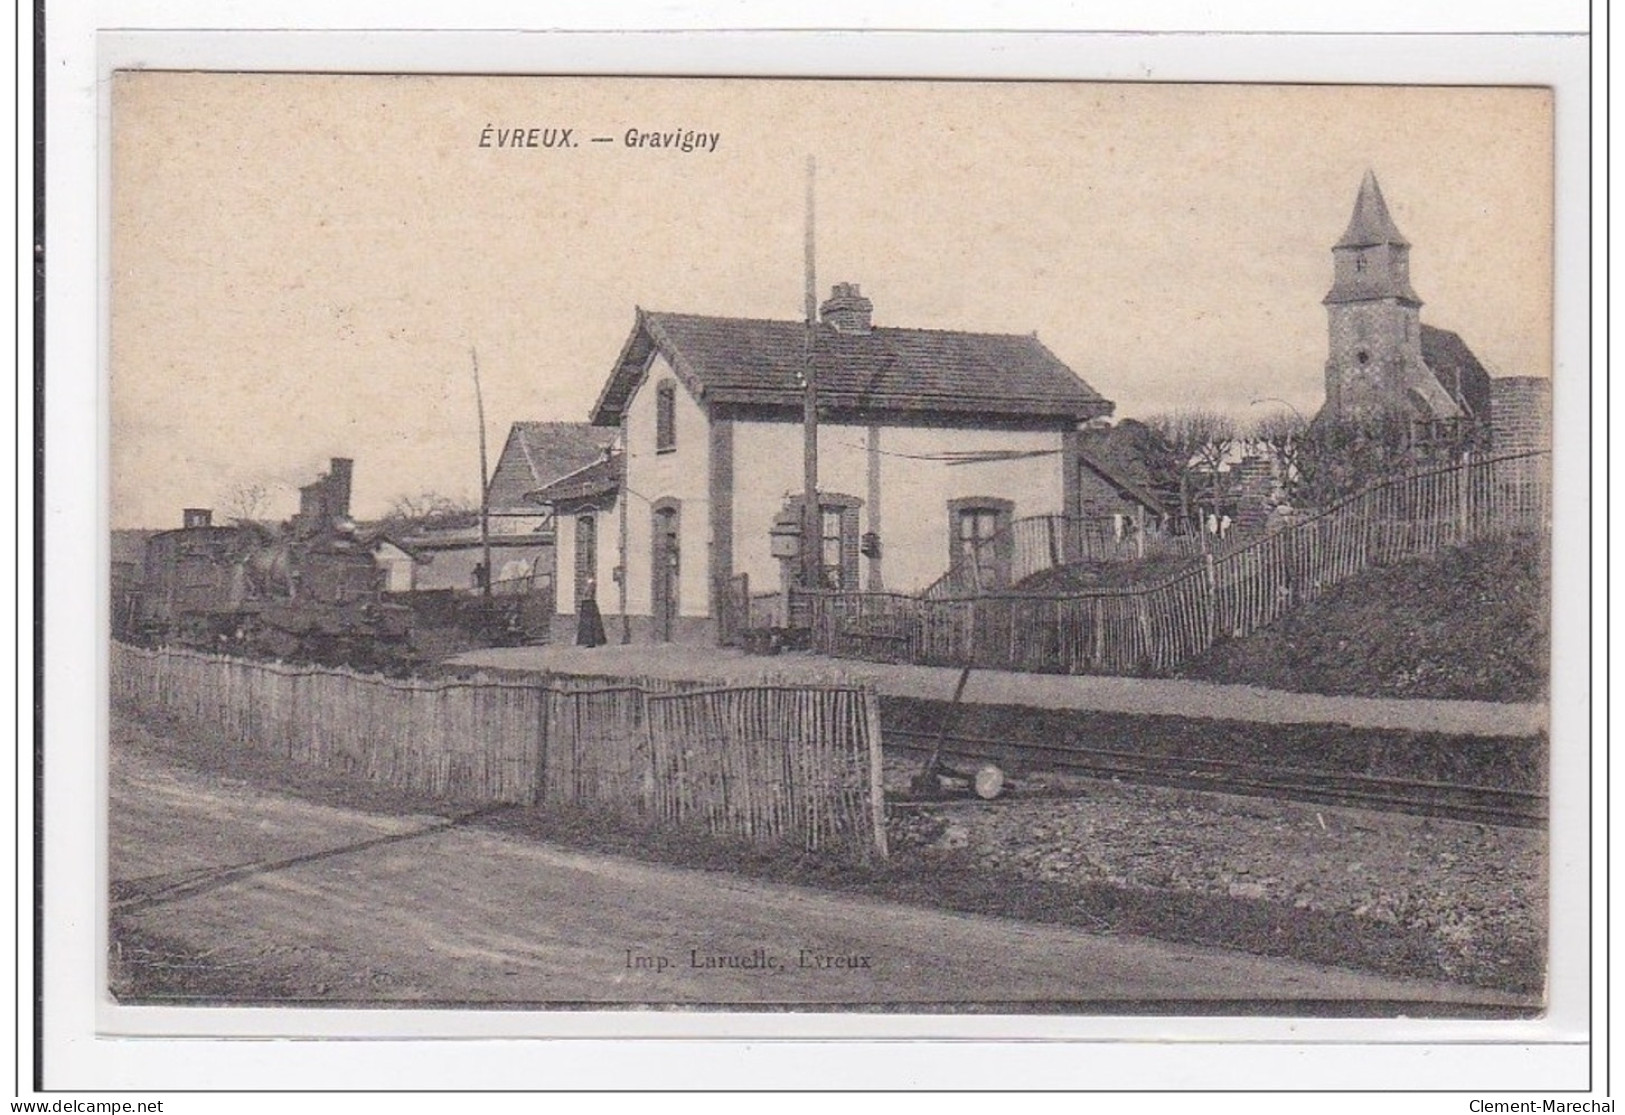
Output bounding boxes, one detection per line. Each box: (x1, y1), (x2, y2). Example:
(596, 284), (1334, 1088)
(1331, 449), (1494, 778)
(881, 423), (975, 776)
(183, 508), (213, 529)
(327, 458), (354, 521)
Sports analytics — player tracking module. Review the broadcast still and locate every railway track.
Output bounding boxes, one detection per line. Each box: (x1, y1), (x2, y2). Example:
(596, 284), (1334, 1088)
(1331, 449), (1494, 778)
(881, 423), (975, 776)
(883, 727), (1546, 828)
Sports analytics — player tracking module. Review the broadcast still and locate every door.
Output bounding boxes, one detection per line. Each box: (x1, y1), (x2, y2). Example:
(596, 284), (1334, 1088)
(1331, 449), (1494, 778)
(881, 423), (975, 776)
(651, 506), (680, 642)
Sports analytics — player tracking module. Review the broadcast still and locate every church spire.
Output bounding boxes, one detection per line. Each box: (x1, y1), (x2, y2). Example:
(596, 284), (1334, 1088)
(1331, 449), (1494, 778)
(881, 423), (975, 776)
(1335, 169), (1410, 250)
(1324, 170), (1421, 307)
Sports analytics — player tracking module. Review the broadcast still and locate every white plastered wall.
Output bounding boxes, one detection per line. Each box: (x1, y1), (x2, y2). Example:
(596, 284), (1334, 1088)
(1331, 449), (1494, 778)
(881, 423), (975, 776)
(731, 421), (1066, 596)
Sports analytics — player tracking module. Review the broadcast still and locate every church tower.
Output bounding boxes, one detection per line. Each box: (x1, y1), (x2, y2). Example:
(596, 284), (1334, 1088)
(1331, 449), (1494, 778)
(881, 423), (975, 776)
(1321, 171), (1461, 426)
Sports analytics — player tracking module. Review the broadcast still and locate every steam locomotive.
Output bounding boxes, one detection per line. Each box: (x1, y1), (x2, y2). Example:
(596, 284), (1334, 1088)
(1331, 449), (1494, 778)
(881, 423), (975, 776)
(126, 458), (415, 668)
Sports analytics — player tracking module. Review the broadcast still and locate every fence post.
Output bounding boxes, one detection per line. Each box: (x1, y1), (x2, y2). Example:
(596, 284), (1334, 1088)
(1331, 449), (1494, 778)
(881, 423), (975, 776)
(1203, 552), (1218, 646)
(532, 672), (552, 807)
(1457, 449), (1473, 542)
(1134, 592), (1152, 671)
(861, 684), (889, 860)
(640, 684), (659, 820)
(1092, 597), (1105, 670)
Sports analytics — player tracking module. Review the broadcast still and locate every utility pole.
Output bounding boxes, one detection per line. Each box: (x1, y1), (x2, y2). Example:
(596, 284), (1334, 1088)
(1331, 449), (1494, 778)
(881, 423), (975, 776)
(618, 448), (631, 643)
(800, 155), (821, 598)
(472, 346), (493, 600)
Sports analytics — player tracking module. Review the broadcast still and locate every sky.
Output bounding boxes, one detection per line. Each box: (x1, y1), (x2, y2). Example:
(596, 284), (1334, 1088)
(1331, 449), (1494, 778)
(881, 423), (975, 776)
(110, 75), (1553, 528)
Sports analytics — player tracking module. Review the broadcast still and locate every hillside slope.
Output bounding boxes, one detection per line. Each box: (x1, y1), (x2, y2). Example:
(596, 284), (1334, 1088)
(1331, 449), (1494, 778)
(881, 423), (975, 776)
(1179, 532), (1549, 703)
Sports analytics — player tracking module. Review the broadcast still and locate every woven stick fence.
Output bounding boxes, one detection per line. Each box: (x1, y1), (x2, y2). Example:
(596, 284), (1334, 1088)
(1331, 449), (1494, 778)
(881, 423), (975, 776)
(803, 449), (1550, 676)
(112, 644), (888, 858)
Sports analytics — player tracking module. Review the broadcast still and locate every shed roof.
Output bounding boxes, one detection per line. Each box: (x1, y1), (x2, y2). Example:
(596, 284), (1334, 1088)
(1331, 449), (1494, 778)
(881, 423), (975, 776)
(1077, 447), (1166, 515)
(487, 422), (618, 511)
(527, 453), (623, 506)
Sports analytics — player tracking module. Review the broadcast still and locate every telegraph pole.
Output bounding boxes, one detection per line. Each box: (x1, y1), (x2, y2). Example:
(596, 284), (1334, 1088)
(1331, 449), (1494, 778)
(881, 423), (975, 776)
(472, 346), (493, 600)
(801, 155), (821, 596)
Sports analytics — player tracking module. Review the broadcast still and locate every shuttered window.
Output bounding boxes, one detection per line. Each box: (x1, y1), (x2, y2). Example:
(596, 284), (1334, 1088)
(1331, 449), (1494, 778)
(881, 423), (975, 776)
(781, 493), (861, 591)
(820, 507), (856, 590)
(655, 382), (676, 453)
(574, 515), (597, 604)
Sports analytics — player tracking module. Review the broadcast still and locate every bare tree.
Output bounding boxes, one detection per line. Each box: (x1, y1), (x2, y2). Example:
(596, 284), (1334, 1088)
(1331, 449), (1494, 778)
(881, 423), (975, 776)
(381, 491), (479, 534)
(1249, 409), (1310, 504)
(1142, 410), (1238, 534)
(220, 481), (271, 524)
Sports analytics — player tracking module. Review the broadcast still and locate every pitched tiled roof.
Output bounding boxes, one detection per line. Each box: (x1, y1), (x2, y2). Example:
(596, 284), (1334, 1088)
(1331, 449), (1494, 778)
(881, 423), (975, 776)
(590, 309), (1113, 425)
(361, 533), (425, 561)
(1420, 325), (1492, 422)
(1075, 432), (1166, 515)
(486, 422), (618, 512)
(527, 453), (623, 506)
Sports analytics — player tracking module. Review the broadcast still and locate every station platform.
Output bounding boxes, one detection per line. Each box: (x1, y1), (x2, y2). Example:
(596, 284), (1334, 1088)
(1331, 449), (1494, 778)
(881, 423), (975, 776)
(450, 643), (1544, 739)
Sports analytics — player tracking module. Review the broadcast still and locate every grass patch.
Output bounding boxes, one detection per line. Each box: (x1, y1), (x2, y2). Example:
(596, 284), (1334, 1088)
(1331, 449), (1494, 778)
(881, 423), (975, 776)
(1180, 532), (1549, 702)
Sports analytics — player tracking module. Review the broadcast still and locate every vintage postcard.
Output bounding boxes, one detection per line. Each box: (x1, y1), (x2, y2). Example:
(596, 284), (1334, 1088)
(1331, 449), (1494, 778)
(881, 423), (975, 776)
(79, 50), (1590, 1095)
(104, 71), (1558, 1019)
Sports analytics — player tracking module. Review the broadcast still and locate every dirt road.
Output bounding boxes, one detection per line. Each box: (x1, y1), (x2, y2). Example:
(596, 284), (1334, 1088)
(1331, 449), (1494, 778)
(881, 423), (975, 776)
(110, 733), (1531, 1010)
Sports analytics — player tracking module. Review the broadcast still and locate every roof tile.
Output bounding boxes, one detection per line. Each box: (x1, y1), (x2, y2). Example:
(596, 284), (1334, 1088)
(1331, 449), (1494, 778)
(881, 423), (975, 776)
(592, 310), (1112, 424)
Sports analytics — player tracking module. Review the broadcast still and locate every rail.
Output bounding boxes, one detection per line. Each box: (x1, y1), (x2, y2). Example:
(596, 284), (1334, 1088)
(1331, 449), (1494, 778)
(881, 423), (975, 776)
(883, 726), (1546, 828)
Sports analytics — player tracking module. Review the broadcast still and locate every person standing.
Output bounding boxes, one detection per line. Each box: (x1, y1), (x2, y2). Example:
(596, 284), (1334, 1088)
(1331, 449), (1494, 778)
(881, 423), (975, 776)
(576, 575), (607, 648)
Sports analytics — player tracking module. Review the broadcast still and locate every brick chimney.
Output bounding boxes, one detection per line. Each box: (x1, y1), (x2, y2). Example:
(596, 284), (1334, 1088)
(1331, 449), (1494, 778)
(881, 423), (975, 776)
(819, 282), (874, 335)
(326, 457), (354, 521)
(182, 508), (212, 529)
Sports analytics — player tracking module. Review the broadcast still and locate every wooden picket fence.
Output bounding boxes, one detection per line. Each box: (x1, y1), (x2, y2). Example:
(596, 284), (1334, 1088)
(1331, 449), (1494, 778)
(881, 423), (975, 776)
(111, 643), (888, 858)
(801, 449), (1550, 676)
(540, 677), (885, 855)
(922, 515), (1227, 600)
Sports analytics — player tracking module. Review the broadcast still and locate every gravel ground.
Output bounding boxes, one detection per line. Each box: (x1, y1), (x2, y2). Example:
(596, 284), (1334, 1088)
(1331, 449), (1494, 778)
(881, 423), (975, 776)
(882, 757), (1545, 992)
(452, 644), (1544, 737)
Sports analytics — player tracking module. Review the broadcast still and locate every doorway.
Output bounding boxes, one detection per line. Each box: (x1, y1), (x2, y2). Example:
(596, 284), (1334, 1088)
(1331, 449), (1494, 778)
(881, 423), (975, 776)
(651, 504), (680, 642)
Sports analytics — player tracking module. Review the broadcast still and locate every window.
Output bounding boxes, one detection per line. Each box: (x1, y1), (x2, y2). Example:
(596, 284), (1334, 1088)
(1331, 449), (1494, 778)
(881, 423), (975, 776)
(655, 381), (676, 453)
(820, 508), (846, 589)
(574, 514), (597, 605)
(780, 493), (861, 591)
(948, 498), (1014, 589)
(958, 507), (1002, 567)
